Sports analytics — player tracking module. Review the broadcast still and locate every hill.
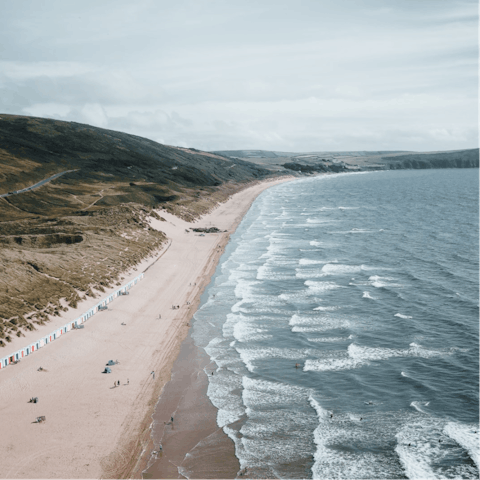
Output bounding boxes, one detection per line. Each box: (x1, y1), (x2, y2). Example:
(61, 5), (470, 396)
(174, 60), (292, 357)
(0, 114), (278, 345)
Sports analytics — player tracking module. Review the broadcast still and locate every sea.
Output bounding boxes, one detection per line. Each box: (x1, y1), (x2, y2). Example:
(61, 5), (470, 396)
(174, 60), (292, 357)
(190, 168), (479, 479)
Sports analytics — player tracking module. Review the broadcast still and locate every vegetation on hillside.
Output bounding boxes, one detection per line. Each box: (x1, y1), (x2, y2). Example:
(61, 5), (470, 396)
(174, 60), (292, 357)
(0, 115), (278, 345)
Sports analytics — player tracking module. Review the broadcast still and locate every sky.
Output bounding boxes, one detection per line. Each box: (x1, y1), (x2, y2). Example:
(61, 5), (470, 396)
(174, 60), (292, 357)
(0, 0), (478, 152)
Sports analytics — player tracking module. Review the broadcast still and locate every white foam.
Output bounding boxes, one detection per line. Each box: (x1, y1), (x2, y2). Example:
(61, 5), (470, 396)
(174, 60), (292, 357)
(369, 275), (403, 288)
(256, 264), (293, 281)
(236, 346), (311, 372)
(204, 337), (242, 370)
(410, 401), (430, 414)
(306, 217), (335, 224)
(352, 343), (446, 362)
(395, 313), (413, 319)
(310, 240), (323, 247)
(329, 229), (375, 234)
(289, 314), (351, 332)
(206, 372), (245, 427)
(444, 422), (480, 468)
(395, 440), (438, 478)
(395, 420), (456, 480)
(309, 394), (330, 420)
(243, 376), (308, 406)
(309, 396), (404, 479)
(295, 270), (327, 279)
(299, 258), (324, 265)
(304, 342), (448, 372)
(313, 306), (339, 311)
(321, 264), (366, 275)
(305, 280), (342, 293)
(232, 378), (318, 475)
(304, 356), (360, 372)
(307, 336), (351, 343)
(362, 291), (376, 299)
(233, 320), (272, 343)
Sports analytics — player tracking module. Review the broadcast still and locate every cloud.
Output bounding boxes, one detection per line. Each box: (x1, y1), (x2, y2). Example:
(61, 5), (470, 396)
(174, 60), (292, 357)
(0, 0), (477, 151)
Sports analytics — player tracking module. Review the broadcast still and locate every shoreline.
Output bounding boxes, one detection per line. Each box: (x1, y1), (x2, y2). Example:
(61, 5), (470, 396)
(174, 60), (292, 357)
(132, 177), (296, 479)
(142, 334), (239, 479)
(0, 176), (293, 479)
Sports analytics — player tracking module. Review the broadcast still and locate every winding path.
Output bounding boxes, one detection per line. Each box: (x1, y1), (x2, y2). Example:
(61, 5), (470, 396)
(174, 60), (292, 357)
(0, 169), (78, 198)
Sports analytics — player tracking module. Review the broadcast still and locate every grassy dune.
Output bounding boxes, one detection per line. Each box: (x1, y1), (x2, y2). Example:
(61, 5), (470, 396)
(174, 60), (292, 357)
(0, 114), (278, 346)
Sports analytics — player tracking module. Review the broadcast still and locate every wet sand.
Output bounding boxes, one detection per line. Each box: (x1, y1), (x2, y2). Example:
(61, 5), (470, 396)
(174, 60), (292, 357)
(143, 335), (239, 479)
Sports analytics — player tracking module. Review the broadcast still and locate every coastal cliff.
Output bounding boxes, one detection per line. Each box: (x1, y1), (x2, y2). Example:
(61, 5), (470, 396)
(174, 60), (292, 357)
(214, 148), (479, 174)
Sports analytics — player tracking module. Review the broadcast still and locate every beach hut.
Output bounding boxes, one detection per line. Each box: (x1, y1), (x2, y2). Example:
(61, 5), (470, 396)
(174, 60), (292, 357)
(1, 267), (146, 374)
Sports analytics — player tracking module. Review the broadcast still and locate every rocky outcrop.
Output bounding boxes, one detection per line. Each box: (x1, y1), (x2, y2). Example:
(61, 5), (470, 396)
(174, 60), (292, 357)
(283, 162), (347, 173)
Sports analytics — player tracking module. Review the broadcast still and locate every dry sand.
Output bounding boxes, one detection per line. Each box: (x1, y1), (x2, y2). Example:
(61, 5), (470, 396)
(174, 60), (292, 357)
(0, 177), (292, 479)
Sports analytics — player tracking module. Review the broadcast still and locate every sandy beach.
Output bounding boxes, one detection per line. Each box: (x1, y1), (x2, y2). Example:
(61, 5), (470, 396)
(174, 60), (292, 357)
(0, 177), (291, 479)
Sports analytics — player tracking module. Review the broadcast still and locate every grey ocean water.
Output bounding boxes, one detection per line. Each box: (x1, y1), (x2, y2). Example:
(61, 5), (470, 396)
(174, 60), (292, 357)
(191, 169), (479, 479)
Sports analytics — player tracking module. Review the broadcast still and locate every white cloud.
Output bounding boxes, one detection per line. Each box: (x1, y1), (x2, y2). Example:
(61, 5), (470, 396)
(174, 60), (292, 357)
(79, 103), (109, 128)
(0, 0), (477, 151)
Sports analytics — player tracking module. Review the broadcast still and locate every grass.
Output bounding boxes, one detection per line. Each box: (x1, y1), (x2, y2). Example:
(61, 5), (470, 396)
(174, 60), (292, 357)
(0, 114), (280, 345)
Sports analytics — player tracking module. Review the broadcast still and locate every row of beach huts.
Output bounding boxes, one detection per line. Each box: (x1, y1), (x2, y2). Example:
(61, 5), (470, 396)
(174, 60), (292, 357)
(0, 273), (144, 371)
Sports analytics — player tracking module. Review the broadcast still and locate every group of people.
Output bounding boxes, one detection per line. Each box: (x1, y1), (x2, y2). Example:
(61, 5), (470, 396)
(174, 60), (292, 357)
(113, 379), (129, 387)
(172, 305), (180, 310)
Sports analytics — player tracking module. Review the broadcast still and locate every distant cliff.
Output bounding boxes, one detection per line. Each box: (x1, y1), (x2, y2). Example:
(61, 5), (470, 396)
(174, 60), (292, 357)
(215, 148), (479, 174)
(379, 149), (479, 170)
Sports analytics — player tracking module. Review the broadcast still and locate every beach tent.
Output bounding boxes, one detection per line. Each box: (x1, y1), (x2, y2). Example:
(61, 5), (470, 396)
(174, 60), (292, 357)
(103, 367), (112, 373)
(107, 360), (115, 366)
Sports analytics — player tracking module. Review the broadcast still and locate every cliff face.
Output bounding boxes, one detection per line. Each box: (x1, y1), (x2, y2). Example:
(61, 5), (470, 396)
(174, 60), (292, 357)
(380, 149), (479, 170)
(213, 148), (479, 174)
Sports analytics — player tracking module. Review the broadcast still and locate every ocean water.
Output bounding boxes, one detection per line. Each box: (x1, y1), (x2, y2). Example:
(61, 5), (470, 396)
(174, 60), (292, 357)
(191, 169), (479, 479)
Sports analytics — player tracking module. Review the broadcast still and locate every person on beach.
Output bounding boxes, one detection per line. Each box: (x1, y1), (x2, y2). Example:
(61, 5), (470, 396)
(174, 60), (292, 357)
(117, 380), (120, 386)
(127, 378), (129, 385)
(114, 381), (116, 388)
(171, 416), (174, 422)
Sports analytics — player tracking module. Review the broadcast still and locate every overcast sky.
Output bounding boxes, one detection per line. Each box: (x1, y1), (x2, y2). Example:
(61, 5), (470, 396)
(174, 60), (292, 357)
(0, 0), (477, 152)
